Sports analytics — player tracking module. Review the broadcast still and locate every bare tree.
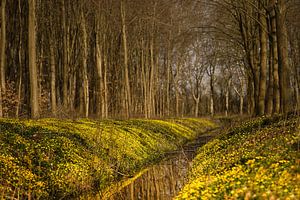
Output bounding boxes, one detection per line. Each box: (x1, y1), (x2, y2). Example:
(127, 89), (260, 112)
(0, 0), (5, 95)
(28, 0), (39, 118)
(121, 0), (131, 118)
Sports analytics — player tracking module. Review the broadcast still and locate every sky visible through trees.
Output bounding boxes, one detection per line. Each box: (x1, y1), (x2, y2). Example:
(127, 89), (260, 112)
(0, 0), (299, 119)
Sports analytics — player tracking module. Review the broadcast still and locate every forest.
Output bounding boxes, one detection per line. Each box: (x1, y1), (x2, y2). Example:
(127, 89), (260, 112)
(0, 0), (299, 119)
(0, 0), (299, 199)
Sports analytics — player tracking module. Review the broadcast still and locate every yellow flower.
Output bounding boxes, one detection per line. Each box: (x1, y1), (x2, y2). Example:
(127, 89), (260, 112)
(246, 159), (255, 165)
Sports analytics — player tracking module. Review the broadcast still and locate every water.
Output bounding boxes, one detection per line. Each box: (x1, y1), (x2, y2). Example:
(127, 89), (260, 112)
(106, 133), (215, 200)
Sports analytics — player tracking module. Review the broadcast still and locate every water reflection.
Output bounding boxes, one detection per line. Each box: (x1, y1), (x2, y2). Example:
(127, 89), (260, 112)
(109, 134), (213, 200)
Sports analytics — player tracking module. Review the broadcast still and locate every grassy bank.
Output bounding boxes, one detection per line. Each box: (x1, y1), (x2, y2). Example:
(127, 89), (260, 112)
(176, 115), (300, 199)
(0, 118), (216, 199)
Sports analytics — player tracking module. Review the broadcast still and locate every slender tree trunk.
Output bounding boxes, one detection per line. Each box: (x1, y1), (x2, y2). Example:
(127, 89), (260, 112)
(210, 72), (214, 117)
(81, 12), (89, 118)
(234, 82), (244, 116)
(69, 69), (76, 116)
(266, 24), (274, 115)
(276, 0), (289, 114)
(0, 79), (2, 117)
(253, 37), (260, 116)
(62, 0), (69, 110)
(269, 2), (280, 114)
(16, 57), (22, 118)
(258, 3), (268, 115)
(240, 78), (244, 115)
(210, 93), (214, 117)
(254, 73), (260, 116)
(141, 37), (148, 118)
(0, 0), (6, 117)
(50, 41), (57, 116)
(181, 100), (184, 118)
(79, 80), (84, 115)
(193, 96), (199, 117)
(16, 0), (22, 118)
(96, 28), (103, 118)
(247, 75), (254, 115)
(103, 52), (108, 118)
(175, 58), (180, 117)
(240, 94), (244, 115)
(28, 0), (39, 118)
(225, 79), (231, 117)
(0, 0), (6, 95)
(208, 64), (215, 117)
(38, 36), (43, 109)
(166, 50), (170, 117)
(225, 91), (229, 117)
(121, 0), (131, 118)
(159, 88), (163, 118)
(266, 60), (274, 115)
(149, 35), (155, 118)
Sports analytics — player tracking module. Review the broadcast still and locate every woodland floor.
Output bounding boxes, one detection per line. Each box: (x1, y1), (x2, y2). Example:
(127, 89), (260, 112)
(0, 117), (216, 199)
(0, 115), (299, 199)
(176, 115), (300, 199)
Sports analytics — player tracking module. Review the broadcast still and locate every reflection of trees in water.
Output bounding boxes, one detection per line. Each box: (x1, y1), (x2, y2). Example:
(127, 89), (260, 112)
(113, 154), (192, 200)
(109, 134), (214, 200)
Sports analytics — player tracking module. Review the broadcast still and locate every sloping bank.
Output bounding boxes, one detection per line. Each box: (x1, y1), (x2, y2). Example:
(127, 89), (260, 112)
(0, 118), (217, 199)
(176, 115), (300, 199)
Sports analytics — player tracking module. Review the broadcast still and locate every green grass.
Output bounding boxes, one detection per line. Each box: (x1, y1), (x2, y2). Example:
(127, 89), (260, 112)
(176, 115), (300, 199)
(0, 118), (217, 199)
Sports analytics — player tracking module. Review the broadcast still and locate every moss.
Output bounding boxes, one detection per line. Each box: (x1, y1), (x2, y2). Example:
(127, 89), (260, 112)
(176, 116), (300, 199)
(0, 118), (216, 199)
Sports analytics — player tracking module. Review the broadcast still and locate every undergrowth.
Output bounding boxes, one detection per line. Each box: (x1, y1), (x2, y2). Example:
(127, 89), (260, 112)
(176, 115), (300, 199)
(0, 118), (216, 199)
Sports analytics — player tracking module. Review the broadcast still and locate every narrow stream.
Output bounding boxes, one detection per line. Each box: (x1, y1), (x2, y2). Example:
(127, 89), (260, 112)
(108, 133), (215, 200)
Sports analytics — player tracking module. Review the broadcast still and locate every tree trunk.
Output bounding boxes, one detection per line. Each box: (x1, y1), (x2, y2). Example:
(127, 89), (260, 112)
(166, 53), (170, 117)
(240, 78), (244, 115)
(0, 78), (2, 117)
(121, 0), (131, 118)
(62, 0), (69, 110)
(16, 0), (22, 118)
(103, 52), (108, 118)
(225, 79), (231, 117)
(50, 41), (57, 116)
(253, 37), (260, 116)
(210, 93), (214, 117)
(208, 64), (215, 117)
(149, 35), (155, 118)
(247, 75), (254, 115)
(38, 36), (43, 110)
(210, 71), (214, 117)
(28, 0), (39, 118)
(175, 58), (180, 117)
(1, 0), (6, 95)
(276, 0), (289, 114)
(16, 54), (22, 118)
(0, 0), (6, 117)
(166, 30), (171, 117)
(240, 94), (244, 116)
(266, 28), (274, 115)
(268, 1), (280, 114)
(141, 37), (148, 119)
(69, 69), (76, 116)
(96, 28), (103, 118)
(194, 96), (199, 117)
(81, 12), (89, 118)
(258, 3), (268, 115)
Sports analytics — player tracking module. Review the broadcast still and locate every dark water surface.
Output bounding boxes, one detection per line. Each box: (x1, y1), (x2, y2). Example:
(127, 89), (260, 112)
(107, 133), (215, 200)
